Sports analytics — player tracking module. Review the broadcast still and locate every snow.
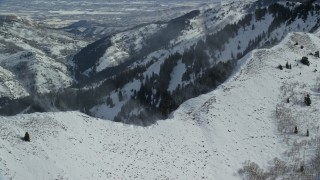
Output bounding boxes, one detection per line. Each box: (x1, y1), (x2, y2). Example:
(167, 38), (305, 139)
(0, 112), (216, 180)
(2, 32), (320, 179)
(168, 60), (185, 92)
(173, 32), (320, 178)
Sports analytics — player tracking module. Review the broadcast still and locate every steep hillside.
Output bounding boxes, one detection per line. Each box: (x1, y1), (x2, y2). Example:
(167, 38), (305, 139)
(0, 15), (87, 104)
(1, 32), (320, 179)
(174, 31), (320, 179)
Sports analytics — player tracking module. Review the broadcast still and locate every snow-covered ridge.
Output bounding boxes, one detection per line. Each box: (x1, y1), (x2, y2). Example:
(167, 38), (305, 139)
(1, 31), (320, 179)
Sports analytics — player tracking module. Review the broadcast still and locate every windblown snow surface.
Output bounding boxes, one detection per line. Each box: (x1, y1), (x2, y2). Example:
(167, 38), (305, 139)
(1, 32), (320, 179)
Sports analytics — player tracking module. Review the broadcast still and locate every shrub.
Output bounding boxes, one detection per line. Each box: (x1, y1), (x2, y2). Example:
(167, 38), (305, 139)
(301, 57), (310, 66)
(238, 161), (267, 180)
(278, 64), (283, 70)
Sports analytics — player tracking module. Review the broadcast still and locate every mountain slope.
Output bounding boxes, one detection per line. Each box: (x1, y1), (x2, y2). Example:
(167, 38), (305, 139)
(0, 15), (87, 103)
(1, 31), (320, 179)
(174, 31), (320, 179)
(1, 1), (320, 125)
(86, 0), (320, 124)
(0, 112), (216, 180)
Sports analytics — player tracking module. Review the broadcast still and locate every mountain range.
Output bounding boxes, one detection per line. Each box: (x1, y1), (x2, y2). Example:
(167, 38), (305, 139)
(1, 0), (320, 179)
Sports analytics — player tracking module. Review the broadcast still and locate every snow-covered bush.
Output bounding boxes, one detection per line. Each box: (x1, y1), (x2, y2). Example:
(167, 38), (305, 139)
(269, 158), (287, 178)
(238, 160), (267, 180)
(301, 56), (310, 66)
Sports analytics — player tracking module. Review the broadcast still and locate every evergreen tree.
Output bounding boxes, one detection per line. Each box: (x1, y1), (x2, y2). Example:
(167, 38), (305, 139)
(118, 91), (123, 102)
(315, 51), (319, 58)
(294, 126), (298, 134)
(306, 129), (309, 137)
(106, 96), (114, 107)
(304, 94), (311, 106)
(24, 132), (30, 142)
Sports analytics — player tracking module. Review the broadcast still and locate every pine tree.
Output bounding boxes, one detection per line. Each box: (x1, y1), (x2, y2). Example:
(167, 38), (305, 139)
(106, 96), (114, 107)
(300, 165), (304, 172)
(294, 126), (298, 134)
(286, 62), (289, 69)
(304, 94), (311, 106)
(306, 129), (309, 137)
(118, 91), (123, 102)
(315, 51), (319, 58)
(24, 132), (30, 142)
